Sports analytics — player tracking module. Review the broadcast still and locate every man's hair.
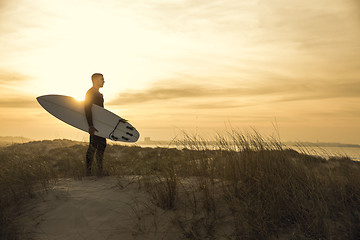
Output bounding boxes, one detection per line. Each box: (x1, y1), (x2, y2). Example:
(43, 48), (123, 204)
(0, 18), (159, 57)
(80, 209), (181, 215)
(91, 73), (103, 82)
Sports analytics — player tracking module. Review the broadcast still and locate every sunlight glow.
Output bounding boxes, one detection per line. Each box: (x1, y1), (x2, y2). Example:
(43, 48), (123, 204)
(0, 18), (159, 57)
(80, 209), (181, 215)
(10, 0), (186, 101)
(0, 0), (359, 143)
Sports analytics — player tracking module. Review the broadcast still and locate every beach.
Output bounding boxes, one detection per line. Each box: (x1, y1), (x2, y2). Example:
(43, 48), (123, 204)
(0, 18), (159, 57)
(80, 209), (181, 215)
(18, 176), (179, 240)
(1, 138), (359, 239)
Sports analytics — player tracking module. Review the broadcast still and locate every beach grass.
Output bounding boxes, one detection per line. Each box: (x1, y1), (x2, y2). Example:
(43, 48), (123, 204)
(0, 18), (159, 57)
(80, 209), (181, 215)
(140, 131), (360, 239)
(0, 142), (56, 239)
(0, 132), (359, 239)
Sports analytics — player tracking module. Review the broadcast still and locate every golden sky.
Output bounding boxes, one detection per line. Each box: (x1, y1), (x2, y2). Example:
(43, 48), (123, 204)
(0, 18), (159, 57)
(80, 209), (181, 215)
(0, 0), (359, 144)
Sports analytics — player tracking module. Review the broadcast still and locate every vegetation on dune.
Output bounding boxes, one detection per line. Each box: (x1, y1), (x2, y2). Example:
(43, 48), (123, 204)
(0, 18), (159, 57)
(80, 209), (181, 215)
(0, 133), (359, 239)
(141, 132), (360, 239)
(0, 142), (56, 239)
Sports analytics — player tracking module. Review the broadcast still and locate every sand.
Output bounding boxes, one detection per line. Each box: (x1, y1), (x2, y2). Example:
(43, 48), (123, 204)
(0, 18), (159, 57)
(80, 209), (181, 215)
(19, 176), (179, 240)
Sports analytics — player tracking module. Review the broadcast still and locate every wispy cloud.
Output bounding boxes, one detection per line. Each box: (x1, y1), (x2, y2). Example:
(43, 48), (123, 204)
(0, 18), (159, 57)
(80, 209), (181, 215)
(109, 77), (360, 108)
(141, 0), (256, 33)
(275, 80), (360, 103)
(108, 83), (253, 106)
(0, 69), (31, 84)
(0, 97), (37, 108)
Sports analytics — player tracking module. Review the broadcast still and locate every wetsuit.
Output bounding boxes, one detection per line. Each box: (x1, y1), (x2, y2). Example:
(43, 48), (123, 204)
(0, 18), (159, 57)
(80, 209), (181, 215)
(85, 87), (106, 175)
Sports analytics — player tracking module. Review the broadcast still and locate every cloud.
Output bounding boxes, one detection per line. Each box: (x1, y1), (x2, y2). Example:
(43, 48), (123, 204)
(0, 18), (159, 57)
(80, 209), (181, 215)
(108, 82), (249, 106)
(276, 80), (360, 103)
(0, 69), (31, 84)
(142, 0), (360, 46)
(187, 101), (249, 110)
(0, 1), (51, 62)
(0, 97), (37, 108)
(108, 77), (360, 109)
(143, 0), (255, 33)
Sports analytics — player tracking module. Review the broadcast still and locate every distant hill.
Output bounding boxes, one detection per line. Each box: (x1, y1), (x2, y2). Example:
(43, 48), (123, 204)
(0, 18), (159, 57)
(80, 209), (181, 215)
(0, 136), (33, 146)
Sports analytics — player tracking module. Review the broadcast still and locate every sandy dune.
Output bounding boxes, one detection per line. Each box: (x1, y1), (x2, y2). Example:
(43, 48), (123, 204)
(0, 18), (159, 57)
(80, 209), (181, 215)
(19, 177), (178, 240)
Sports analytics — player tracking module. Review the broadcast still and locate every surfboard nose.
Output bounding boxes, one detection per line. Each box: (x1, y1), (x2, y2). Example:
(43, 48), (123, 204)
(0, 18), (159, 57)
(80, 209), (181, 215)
(36, 95), (45, 103)
(37, 95), (62, 105)
(36, 95), (46, 108)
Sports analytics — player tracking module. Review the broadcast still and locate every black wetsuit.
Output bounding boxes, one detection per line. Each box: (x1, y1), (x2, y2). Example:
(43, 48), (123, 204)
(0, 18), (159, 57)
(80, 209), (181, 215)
(85, 87), (106, 175)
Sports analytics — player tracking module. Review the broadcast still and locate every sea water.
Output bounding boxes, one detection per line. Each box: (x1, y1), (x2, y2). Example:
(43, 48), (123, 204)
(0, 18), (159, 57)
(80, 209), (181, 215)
(289, 146), (360, 161)
(138, 142), (360, 161)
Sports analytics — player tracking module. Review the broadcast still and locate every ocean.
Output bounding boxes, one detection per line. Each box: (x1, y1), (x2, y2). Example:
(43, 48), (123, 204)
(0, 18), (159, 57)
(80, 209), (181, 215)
(138, 142), (360, 161)
(289, 146), (360, 161)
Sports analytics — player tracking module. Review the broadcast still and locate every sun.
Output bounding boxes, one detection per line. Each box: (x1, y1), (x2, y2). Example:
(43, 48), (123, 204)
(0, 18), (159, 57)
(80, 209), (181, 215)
(73, 95), (85, 102)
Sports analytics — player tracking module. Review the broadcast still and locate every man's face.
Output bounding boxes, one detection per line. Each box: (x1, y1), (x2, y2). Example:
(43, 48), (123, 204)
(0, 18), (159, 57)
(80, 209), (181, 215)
(94, 76), (105, 88)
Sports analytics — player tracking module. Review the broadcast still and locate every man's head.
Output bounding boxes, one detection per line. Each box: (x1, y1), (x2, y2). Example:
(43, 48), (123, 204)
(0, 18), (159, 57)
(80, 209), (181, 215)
(91, 73), (105, 89)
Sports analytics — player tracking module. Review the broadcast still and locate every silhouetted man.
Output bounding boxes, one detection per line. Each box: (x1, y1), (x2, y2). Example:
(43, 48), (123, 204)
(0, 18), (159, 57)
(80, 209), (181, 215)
(85, 73), (106, 176)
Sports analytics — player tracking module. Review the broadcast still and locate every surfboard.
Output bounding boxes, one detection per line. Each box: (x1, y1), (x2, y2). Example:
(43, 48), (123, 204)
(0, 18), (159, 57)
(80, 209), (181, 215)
(37, 94), (140, 142)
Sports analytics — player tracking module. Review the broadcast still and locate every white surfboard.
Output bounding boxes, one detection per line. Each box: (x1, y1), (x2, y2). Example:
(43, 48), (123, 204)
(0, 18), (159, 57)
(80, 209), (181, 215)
(37, 94), (139, 142)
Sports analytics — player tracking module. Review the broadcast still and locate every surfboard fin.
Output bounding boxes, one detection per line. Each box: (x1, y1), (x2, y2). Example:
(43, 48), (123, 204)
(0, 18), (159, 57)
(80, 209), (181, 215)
(109, 135), (119, 140)
(109, 119), (132, 141)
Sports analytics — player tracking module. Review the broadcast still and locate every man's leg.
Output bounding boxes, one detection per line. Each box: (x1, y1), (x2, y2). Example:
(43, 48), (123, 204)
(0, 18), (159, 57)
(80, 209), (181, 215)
(86, 135), (96, 176)
(94, 136), (106, 175)
(96, 150), (104, 174)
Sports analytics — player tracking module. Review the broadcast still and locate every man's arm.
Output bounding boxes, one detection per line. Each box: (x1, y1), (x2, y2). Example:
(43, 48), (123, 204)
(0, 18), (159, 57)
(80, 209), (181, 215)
(84, 92), (93, 127)
(84, 92), (97, 135)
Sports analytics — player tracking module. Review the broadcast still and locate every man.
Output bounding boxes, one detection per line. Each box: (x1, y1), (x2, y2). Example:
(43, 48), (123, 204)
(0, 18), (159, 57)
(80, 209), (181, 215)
(85, 73), (106, 176)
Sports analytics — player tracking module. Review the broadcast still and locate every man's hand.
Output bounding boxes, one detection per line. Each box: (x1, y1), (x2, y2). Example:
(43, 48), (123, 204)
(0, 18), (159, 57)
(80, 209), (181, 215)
(89, 126), (98, 135)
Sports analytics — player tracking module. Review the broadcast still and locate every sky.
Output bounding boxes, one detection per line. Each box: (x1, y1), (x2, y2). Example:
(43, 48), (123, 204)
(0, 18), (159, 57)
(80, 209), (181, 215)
(0, 0), (359, 144)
